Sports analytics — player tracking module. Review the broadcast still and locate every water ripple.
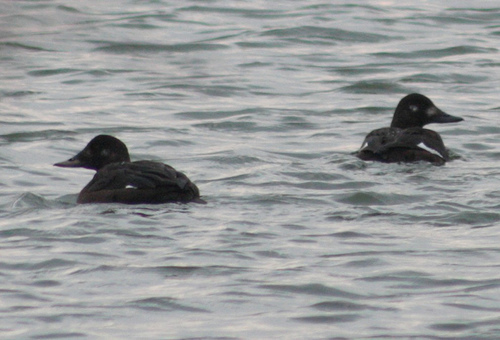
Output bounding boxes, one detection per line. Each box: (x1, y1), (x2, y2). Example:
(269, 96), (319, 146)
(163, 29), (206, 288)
(92, 41), (229, 54)
(1, 1), (500, 339)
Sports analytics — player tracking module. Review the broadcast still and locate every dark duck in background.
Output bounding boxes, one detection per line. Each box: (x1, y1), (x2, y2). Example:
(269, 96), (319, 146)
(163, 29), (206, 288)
(356, 93), (463, 165)
(55, 135), (204, 204)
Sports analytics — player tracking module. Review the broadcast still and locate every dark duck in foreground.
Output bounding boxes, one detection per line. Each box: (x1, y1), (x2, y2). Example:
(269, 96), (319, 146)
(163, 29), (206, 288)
(54, 135), (204, 204)
(356, 93), (463, 165)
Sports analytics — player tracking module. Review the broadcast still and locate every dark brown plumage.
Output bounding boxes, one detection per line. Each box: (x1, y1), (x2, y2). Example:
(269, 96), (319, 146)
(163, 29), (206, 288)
(356, 94), (463, 165)
(55, 135), (204, 204)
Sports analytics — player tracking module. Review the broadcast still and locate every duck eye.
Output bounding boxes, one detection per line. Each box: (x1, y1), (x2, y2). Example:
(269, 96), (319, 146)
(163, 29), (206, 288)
(409, 105), (418, 112)
(101, 149), (110, 157)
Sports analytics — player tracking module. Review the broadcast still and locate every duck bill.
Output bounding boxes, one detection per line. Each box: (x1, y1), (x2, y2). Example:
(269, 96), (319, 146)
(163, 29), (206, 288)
(430, 108), (464, 124)
(54, 156), (83, 168)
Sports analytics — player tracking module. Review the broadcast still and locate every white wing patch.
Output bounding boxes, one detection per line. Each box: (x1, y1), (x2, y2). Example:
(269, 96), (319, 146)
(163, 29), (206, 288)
(125, 185), (138, 189)
(417, 142), (442, 157)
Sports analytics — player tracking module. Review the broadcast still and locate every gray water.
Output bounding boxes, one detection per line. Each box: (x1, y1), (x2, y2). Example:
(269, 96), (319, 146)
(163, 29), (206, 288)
(1, 1), (500, 339)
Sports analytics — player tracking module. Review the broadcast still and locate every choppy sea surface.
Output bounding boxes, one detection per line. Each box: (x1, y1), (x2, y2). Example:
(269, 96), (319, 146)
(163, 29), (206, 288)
(1, 1), (500, 339)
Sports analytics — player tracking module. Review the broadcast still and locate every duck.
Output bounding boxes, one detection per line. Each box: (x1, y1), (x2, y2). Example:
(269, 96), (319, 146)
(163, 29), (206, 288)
(54, 135), (204, 204)
(356, 93), (463, 165)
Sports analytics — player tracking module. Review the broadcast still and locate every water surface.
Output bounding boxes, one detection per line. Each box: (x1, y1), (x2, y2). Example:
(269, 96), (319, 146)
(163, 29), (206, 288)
(1, 1), (500, 339)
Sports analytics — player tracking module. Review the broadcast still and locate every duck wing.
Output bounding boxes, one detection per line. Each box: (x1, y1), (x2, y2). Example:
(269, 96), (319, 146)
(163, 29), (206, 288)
(78, 161), (201, 204)
(358, 127), (401, 154)
(357, 127), (449, 164)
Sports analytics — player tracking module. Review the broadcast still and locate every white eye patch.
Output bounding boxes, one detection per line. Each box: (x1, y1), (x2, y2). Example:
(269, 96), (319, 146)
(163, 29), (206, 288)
(426, 107), (438, 117)
(409, 105), (419, 112)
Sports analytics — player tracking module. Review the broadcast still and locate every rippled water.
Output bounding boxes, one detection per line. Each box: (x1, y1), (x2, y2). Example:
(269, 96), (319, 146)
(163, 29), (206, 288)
(1, 1), (500, 339)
